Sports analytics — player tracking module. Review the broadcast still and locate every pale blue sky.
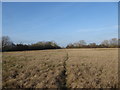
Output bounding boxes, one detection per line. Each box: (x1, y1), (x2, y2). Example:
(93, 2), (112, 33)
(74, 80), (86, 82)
(2, 2), (118, 46)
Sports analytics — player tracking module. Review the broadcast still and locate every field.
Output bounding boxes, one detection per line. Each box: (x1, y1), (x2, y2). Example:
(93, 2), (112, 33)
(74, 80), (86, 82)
(2, 48), (118, 88)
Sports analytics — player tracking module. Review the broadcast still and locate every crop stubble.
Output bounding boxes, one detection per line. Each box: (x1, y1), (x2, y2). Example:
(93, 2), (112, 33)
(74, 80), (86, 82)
(2, 48), (118, 88)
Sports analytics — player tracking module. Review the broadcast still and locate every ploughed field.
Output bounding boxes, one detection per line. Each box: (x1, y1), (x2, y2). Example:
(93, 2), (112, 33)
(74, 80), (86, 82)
(2, 48), (118, 88)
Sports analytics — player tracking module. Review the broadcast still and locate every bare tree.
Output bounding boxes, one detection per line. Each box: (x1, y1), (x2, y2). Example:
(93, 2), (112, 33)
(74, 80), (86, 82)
(78, 40), (87, 46)
(73, 42), (79, 47)
(101, 40), (109, 46)
(66, 43), (74, 48)
(73, 40), (87, 47)
(109, 38), (118, 47)
(2, 36), (14, 49)
(89, 43), (97, 48)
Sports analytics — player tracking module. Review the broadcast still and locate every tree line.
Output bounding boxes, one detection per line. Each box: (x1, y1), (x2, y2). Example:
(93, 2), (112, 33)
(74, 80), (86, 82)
(1, 36), (120, 52)
(1, 36), (61, 52)
(66, 38), (119, 48)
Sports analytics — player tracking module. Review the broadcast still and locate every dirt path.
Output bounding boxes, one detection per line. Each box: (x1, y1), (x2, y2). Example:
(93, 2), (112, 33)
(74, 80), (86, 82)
(62, 50), (69, 88)
(56, 49), (69, 88)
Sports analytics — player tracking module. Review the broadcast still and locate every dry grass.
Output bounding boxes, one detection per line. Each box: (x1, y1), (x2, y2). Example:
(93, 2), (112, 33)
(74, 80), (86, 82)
(2, 48), (118, 88)
(66, 48), (118, 88)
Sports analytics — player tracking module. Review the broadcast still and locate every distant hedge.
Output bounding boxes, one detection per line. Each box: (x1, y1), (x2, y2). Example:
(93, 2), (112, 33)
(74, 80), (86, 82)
(2, 43), (61, 52)
(66, 38), (120, 48)
(2, 36), (61, 52)
(1, 36), (120, 52)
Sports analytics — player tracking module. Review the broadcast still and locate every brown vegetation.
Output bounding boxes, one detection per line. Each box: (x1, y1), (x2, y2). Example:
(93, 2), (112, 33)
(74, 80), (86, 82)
(2, 48), (118, 88)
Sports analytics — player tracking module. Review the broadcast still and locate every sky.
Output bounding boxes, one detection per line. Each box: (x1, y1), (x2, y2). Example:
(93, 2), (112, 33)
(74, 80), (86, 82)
(2, 2), (118, 46)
